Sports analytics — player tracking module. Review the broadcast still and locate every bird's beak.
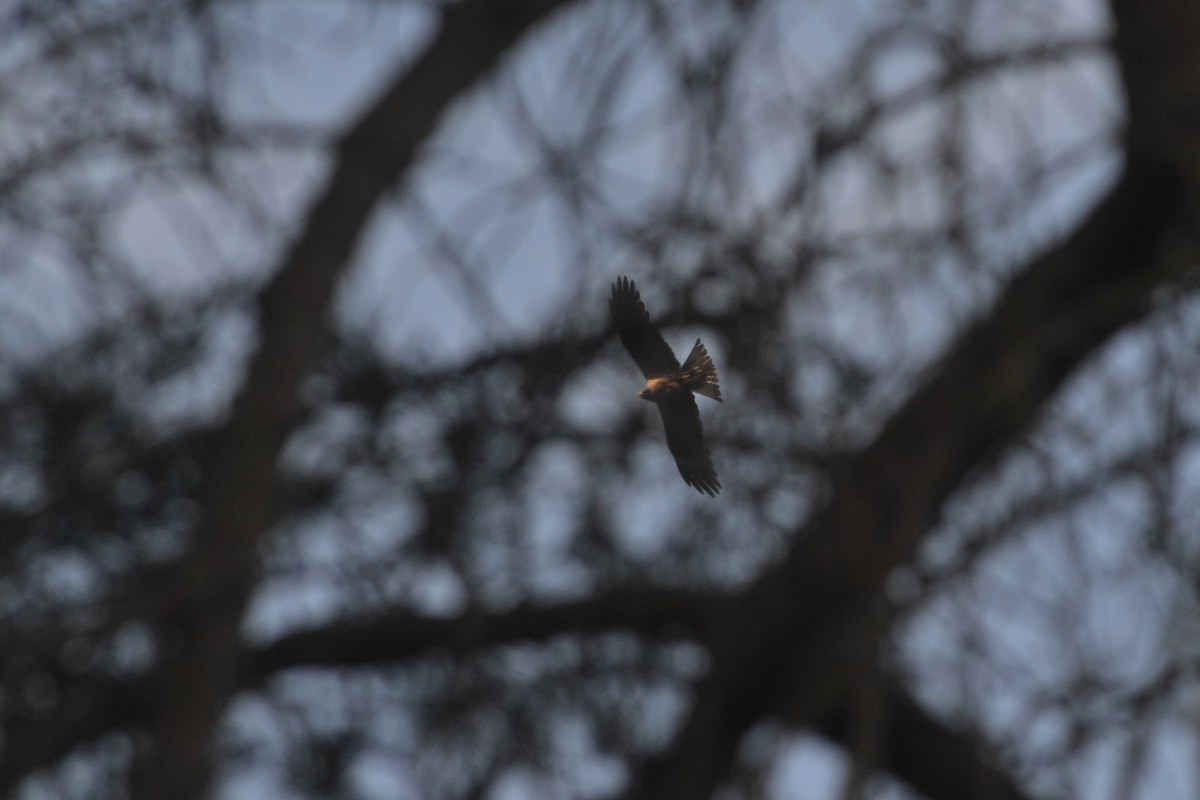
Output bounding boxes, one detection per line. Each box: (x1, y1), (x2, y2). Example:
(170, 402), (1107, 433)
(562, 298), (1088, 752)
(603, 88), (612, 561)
(638, 389), (652, 401)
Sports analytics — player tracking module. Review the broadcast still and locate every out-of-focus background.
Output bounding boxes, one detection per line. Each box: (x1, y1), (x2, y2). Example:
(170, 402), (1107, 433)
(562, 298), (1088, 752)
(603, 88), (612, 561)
(3, 1), (1199, 798)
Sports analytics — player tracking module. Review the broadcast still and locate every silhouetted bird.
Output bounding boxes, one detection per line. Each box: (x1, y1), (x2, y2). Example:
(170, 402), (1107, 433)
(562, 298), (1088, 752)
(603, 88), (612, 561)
(610, 276), (721, 496)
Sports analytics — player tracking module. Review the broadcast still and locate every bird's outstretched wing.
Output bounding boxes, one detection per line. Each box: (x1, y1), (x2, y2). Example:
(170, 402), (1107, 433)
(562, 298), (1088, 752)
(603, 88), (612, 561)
(657, 391), (720, 496)
(610, 276), (679, 379)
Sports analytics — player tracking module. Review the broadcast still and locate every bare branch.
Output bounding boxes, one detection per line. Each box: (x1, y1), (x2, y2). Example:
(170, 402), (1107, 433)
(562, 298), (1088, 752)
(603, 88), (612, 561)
(127, 2), (583, 797)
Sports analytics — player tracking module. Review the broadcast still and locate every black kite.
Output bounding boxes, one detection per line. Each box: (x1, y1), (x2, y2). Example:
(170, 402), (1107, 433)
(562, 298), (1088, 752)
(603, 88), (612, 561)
(609, 276), (722, 496)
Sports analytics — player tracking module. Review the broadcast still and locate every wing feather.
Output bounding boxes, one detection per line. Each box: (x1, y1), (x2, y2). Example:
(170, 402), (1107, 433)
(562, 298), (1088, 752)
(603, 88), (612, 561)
(610, 277), (680, 379)
(657, 391), (720, 496)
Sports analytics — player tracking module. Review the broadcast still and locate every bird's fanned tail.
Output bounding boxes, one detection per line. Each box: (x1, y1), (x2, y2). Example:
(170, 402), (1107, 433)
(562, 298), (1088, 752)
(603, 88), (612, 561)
(679, 339), (722, 402)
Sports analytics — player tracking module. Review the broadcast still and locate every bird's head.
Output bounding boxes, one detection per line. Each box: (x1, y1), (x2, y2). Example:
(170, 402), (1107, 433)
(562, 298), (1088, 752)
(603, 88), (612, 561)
(639, 377), (671, 402)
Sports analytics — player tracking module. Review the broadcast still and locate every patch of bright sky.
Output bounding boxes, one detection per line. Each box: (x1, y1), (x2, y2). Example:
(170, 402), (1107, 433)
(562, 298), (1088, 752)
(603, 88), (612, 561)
(904, 465), (1191, 796)
(907, 305), (1200, 793)
(1048, 333), (1166, 474)
(0, 0), (436, 358)
(0, 242), (98, 361)
(792, 62), (1118, 448)
(1172, 442), (1200, 562)
(763, 734), (853, 800)
(336, 3), (694, 363)
(1072, 722), (1198, 800)
(338, 0), (1114, 378)
(216, 0), (436, 127)
(967, 0), (1109, 48)
(4, 0), (1117, 372)
(346, 753), (422, 800)
(607, 443), (695, 557)
(558, 360), (628, 434)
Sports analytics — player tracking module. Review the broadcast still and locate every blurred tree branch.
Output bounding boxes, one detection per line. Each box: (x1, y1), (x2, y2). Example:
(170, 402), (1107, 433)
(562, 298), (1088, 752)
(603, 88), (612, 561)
(125, 1), (582, 797)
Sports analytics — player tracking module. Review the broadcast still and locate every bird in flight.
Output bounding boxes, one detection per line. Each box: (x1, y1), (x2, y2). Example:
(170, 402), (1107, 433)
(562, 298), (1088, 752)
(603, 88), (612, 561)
(609, 276), (722, 496)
